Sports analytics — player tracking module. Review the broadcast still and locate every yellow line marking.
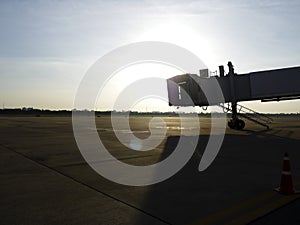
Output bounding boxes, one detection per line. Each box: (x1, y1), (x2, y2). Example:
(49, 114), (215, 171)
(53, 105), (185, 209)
(188, 192), (276, 225)
(223, 195), (300, 225)
(189, 180), (300, 225)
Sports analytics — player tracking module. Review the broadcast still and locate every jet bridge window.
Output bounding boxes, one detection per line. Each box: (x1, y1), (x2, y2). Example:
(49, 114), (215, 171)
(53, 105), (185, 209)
(177, 81), (187, 100)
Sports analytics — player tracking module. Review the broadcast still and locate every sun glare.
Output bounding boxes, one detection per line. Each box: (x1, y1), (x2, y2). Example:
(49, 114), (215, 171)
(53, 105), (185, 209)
(135, 19), (216, 69)
(96, 19), (217, 112)
(95, 63), (183, 112)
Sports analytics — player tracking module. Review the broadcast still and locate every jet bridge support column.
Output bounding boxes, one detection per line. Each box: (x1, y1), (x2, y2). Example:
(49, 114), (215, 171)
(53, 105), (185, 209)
(227, 62), (245, 130)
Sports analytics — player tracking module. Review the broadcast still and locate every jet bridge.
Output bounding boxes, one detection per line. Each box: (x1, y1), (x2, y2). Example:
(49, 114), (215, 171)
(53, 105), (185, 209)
(167, 62), (300, 130)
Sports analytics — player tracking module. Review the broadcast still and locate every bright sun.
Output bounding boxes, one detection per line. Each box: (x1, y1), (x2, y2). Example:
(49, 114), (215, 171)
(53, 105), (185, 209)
(135, 19), (215, 69)
(96, 20), (217, 112)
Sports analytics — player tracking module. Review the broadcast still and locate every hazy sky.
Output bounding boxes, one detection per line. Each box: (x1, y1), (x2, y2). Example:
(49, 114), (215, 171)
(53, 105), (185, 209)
(1, 0), (300, 112)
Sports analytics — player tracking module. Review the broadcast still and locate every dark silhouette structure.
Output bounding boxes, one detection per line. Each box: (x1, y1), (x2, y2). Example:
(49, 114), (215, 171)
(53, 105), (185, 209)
(167, 62), (300, 129)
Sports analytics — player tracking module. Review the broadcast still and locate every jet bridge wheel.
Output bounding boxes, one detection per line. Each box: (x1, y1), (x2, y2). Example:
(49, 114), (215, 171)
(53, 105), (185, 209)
(228, 119), (245, 130)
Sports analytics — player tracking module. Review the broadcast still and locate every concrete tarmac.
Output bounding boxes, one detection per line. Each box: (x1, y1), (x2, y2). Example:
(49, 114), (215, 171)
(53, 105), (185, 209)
(0, 115), (300, 225)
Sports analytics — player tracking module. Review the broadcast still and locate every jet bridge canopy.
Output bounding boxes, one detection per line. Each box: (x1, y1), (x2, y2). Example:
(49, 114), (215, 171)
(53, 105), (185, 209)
(167, 62), (300, 130)
(167, 66), (300, 107)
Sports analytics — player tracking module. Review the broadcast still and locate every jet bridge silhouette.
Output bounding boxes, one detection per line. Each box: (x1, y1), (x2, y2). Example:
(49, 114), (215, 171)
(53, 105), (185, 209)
(167, 62), (300, 130)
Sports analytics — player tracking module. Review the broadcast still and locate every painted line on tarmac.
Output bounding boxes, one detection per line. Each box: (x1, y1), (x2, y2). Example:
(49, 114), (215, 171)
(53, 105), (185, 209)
(223, 195), (300, 225)
(189, 181), (300, 225)
(188, 192), (276, 225)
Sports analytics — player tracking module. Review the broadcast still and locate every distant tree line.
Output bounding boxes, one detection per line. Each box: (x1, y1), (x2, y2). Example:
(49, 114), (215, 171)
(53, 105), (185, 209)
(0, 108), (299, 117)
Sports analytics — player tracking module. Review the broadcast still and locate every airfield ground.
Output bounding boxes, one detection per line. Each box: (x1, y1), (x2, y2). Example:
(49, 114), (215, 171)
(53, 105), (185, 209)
(1, 115), (300, 225)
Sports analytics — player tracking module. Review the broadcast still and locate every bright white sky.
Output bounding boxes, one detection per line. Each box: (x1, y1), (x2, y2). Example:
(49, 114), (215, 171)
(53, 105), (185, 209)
(0, 0), (300, 113)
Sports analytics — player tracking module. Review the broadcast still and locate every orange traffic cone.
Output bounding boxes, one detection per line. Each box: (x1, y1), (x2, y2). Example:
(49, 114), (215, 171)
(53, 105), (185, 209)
(274, 153), (299, 195)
